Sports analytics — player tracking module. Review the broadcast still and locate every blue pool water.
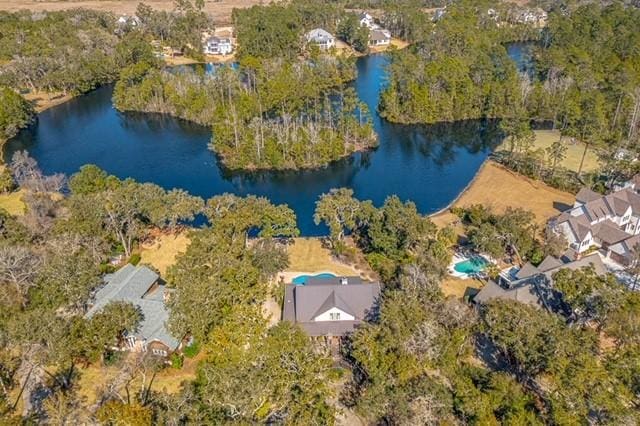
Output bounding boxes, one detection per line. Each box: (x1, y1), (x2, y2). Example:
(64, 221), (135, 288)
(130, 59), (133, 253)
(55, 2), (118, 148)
(454, 257), (489, 274)
(292, 273), (337, 285)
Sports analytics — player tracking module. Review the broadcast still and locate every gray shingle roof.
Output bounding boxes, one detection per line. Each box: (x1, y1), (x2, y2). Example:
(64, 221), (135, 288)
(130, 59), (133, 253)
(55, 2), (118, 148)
(85, 265), (179, 349)
(283, 278), (381, 336)
(575, 187), (602, 204)
(537, 255), (563, 273)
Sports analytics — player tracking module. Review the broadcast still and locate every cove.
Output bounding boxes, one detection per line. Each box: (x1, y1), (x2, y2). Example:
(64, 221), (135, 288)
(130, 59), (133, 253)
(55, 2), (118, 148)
(5, 54), (511, 236)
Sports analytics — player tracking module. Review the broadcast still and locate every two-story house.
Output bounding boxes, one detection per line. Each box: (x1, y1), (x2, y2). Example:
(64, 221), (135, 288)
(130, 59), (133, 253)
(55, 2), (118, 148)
(283, 276), (380, 344)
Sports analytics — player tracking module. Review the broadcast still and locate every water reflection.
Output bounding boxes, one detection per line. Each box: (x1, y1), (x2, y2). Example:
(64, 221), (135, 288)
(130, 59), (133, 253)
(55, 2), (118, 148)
(5, 54), (509, 235)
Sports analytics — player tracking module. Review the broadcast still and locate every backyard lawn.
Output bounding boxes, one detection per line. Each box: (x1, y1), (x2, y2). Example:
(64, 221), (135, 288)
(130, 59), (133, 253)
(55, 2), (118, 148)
(285, 238), (359, 276)
(441, 277), (484, 299)
(139, 232), (191, 275)
(497, 129), (601, 173)
(431, 161), (575, 229)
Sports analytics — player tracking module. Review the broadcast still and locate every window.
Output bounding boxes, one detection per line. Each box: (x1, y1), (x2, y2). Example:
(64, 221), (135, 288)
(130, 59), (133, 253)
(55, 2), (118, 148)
(329, 312), (341, 321)
(152, 348), (167, 357)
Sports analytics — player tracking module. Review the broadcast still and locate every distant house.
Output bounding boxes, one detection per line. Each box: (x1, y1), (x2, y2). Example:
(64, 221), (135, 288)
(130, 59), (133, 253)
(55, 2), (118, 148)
(85, 264), (180, 357)
(203, 36), (234, 55)
(551, 183), (640, 264)
(474, 253), (606, 309)
(305, 28), (336, 50)
(117, 15), (141, 27)
(283, 276), (381, 342)
(358, 12), (376, 29)
(369, 29), (391, 47)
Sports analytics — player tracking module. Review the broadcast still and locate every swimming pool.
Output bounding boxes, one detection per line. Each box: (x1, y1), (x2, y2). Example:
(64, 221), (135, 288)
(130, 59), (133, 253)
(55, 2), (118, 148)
(292, 273), (337, 285)
(453, 257), (489, 274)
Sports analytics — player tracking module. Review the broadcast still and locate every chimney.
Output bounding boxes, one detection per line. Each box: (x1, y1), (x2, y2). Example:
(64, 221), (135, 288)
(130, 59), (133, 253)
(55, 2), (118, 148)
(340, 277), (348, 285)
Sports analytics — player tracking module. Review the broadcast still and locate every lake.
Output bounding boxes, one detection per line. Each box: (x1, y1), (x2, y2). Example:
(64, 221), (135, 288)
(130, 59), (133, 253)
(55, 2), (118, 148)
(5, 48), (529, 235)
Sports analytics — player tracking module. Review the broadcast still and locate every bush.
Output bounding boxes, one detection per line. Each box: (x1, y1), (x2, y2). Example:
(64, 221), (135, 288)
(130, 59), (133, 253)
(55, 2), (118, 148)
(103, 350), (125, 366)
(0, 168), (15, 193)
(129, 253), (141, 265)
(170, 353), (183, 369)
(183, 341), (200, 358)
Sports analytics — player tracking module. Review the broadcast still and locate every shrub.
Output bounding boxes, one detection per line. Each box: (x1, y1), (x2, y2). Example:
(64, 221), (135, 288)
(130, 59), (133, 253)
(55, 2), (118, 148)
(183, 341), (200, 358)
(129, 253), (141, 265)
(170, 353), (183, 369)
(0, 168), (15, 193)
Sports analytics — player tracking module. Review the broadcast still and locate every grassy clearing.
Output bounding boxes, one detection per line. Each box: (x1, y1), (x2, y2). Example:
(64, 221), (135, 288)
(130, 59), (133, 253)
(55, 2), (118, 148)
(139, 232), (191, 276)
(440, 277), (484, 300)
(76, 353), (202, 405)
(285, 238), (358, 276)
(497, 129), (601, 173)
(0, 189), (26, 216)
(431, 161), (575, 229)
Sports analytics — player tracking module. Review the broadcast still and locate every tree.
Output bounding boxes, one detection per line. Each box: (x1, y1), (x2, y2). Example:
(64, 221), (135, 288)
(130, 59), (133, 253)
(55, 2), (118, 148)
(0, 87), (34, 140)
(314, 188), (362, 247)
(545, 139), (567, 176)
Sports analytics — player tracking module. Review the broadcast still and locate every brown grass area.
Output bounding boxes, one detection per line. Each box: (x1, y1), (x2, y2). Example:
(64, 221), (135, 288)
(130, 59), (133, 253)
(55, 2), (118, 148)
(0, 0), (268, 24)
(23, 90), (74, 113)
(431, 161), (575, 229)
(76, 353), (202, 404)
(0, 189), (26, 216)
(139, 232), (191, 276)
(285, 238), (360, 276)
(441, 277), (484, 299)
(497, 130), (601, 173)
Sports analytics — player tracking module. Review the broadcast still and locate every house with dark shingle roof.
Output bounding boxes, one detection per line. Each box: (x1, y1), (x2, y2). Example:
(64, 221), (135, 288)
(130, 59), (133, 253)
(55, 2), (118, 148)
(85, 264), (180, 357)
(474, 253), (606, 310)
(282, 276), (380, 340)
(552, 184), (640, 265)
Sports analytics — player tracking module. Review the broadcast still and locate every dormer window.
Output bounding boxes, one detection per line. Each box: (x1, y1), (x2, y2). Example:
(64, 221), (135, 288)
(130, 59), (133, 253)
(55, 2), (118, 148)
(330, 312), (341, 320)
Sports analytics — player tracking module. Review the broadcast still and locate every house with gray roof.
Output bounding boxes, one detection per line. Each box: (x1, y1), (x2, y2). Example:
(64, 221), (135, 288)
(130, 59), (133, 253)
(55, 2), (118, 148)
(283, 276), (381, 339)
(85, 264), (180, 357)
(305, 28), (336, 50)
(552, 184), (640, 266)
(475, 253), (606, 310)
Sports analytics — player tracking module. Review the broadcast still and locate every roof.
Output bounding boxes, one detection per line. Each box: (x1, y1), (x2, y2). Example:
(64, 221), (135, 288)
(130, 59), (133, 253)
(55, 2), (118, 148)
(476, 254), (606, 309)
(515, 262), (539, 280)
(473, 280), (542, 306)
(537, 255), (563, 273)
(306, 28), (334, 43)
(370, 29), (390, 41)
(592, 220), (630, 245)
(575, 187), (602, 204)
(283, 277), (381, 336)
(85, 265), (179, 349)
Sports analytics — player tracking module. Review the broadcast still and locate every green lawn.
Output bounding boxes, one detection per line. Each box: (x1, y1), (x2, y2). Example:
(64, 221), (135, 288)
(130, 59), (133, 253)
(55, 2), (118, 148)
(498, 129), (601, 173)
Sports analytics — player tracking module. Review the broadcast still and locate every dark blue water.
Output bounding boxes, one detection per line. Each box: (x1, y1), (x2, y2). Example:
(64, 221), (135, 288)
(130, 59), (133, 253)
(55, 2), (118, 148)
(5, 55), (506, 235)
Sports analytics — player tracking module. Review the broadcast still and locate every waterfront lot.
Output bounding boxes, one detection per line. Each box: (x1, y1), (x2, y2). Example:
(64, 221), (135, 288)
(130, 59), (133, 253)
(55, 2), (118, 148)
(431, 160), (575, 228)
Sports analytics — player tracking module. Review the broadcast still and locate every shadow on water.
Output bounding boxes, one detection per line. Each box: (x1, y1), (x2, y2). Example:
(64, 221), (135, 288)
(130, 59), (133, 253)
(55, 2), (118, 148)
(4, 53), (513, 235)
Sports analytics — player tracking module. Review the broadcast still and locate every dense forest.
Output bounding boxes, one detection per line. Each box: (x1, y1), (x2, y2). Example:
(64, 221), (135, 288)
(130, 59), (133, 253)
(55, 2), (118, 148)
(113, 55), (377, 170)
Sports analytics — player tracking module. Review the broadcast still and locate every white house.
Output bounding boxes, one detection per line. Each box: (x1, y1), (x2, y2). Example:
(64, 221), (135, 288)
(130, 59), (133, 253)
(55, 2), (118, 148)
(369, 29), (391, 47)
(552, 182), (640, 265)
(359, 12), (376, 29)
(203, 37), (233, 55)
(305, 28), (336, 50)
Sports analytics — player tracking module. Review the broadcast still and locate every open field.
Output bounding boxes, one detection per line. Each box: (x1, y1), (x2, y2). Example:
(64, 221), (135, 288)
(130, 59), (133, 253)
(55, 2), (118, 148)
(0, 190), (26, 216)
(0, 0), (267, 23)
(431, 161), (575, 229)
(139, 232), (191, 276)
(497, 129), (601, 173)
